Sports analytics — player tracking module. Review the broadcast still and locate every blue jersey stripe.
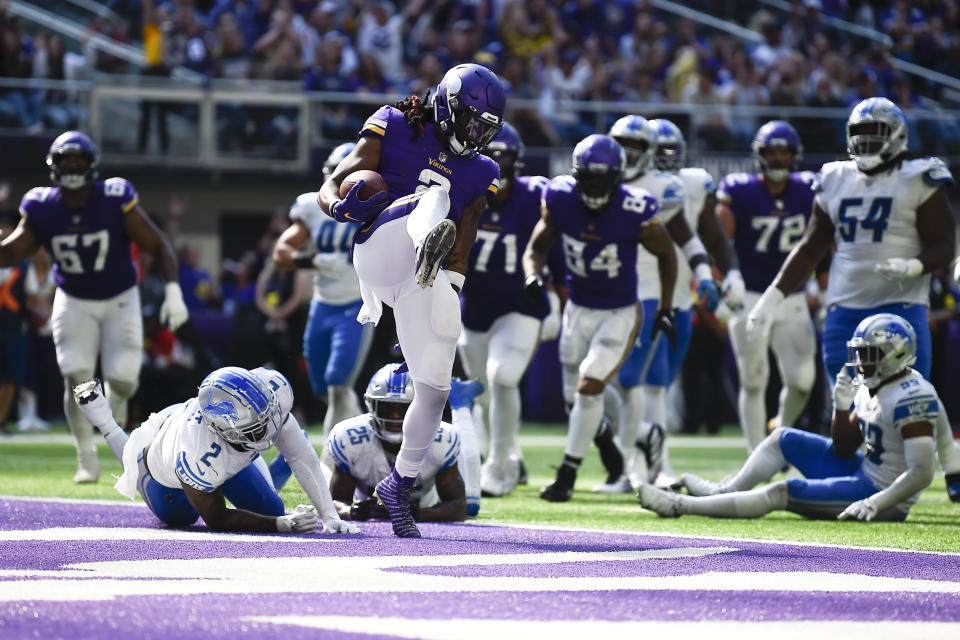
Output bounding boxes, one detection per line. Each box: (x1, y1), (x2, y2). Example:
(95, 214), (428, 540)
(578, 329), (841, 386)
(176, 453), (215, 491)
(893, 396), (938, 423)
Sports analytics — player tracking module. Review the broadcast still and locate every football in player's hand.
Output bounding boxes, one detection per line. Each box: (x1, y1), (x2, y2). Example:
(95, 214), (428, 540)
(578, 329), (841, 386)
(340, 170), (388, 200)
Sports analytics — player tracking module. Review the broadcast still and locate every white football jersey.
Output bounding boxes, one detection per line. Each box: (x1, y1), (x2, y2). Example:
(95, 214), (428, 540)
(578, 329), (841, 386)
(289, 192), (362, 305)
(854, 368), (942, 510)
(326, 415), (461, 508)
(815, 158), (953, 308)
(626, 169), (685, 301)
(671, 167), (716, 310)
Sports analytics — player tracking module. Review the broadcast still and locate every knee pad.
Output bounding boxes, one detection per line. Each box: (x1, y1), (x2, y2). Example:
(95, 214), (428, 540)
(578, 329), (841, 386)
(105, 378), (138, 400)
(488, 357), (525, 389)
(785, 359), (816, 394)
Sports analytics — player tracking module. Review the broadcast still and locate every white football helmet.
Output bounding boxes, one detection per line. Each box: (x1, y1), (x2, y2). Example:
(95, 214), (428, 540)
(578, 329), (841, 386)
(846, 313), (917, 389)
(198, 367), (282, 452)
(251, 366), (293, 421)
(649, 118), (686, 173)
(608, 115), (656, 181)
(846, 97), (908, 172)
(364, 363), (414, 444)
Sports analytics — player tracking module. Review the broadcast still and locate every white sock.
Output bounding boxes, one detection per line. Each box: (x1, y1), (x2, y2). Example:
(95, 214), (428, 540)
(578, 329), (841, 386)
(681, 482), (787, 517)
(323, 385), (359, 437)
(490, 382), (519, 465)
(395, 380), (448, 478)
(739, 385), (767, 451)
(728, 427), (787, 491)
(778, 384), (811, 429)
(618, 385), (643, 453)
(453, 407), (480, 509)
(565, 392), (604, 459)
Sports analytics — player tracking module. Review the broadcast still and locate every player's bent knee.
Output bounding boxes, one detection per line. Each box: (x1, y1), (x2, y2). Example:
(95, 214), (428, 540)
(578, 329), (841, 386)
(64, 370), (96, 388)
(105, 378), (138, 400)
(489, 361), (524, 388)
(430, 283), (462, 340)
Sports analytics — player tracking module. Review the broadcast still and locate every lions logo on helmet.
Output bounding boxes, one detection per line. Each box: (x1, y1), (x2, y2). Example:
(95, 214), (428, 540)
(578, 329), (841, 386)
(322, 142), (356, 180)
(608, 115), (656, 181)
(649, 118), (687, 173)
(751, 120), (803, 182)
(571, 134), (626, 212)
(198, 367), (281, 452)
(432, 63), (505, 158)
(846, 97), (908, 173)
(364, 363), (414, 443)
(46, 131), (99, 191)
(846, 313), (917, 389)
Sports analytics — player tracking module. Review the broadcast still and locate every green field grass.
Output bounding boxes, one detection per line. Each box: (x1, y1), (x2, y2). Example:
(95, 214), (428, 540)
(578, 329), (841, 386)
(3, 421), (959, 552)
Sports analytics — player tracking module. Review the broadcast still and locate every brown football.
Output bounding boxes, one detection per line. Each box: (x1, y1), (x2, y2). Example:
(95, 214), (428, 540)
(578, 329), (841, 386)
(339, 170), (388, 200)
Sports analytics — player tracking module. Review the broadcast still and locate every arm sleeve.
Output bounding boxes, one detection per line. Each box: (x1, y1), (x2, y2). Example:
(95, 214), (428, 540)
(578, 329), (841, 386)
(867, 435), (936, 512)
(275, 414), (338, 521)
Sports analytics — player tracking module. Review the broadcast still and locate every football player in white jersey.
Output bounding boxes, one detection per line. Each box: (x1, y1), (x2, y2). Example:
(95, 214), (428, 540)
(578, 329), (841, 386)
(748, 98), (955, 392)
(604, 115), (720, 491)
(327, 364), (483, 522)
(640, 313), (939, 522)
(72, 366), (357, 534)
(272, 143), (372, 437)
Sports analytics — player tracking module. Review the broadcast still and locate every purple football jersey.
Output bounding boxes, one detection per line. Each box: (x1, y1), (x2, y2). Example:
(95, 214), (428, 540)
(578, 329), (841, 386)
(19, 178), (139, 300)
(461, 175), (551, 331)
(717, 171), (815, 292)
(545, 176), (659, 309)
(353, 105), (500, 243)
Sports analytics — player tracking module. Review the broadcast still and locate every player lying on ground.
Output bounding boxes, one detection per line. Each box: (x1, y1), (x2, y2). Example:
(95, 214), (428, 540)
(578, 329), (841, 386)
(327, 364), (483, 522)
(73, 366), (357, 534)
(639, 313), (940, 521)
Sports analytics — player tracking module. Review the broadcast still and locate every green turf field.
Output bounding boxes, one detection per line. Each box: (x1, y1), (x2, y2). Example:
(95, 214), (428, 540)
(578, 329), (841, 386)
(3, 421), (959, 553)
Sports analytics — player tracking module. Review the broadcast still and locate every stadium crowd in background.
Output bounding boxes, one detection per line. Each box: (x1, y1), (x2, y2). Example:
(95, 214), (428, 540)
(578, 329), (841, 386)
(2, 1), (960, 151)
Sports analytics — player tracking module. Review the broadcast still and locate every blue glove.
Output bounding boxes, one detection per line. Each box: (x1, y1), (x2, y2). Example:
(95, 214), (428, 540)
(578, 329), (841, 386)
(696, 279), (720, 312)
(449, 379), (484, 410)
(331, 180), (389, 224)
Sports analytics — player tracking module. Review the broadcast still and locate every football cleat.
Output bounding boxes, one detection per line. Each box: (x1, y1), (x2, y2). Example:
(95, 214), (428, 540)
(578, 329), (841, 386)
(73, 445), (100, 484)
(636, 423), (665, 484)
(539, 465), (577, 502)
(517, 459), (529, 485)
(414, 219), (457, 288)
(449, 378), (484, 410)
(593, 416), (624, 483)
(374, 469), (421, 538)
(946, 472), (960, 503)
(480, 457), (520, 497)
(593, 474), (632, 494)
(637, 484), (684, 518)
(681, 472), (729, 497)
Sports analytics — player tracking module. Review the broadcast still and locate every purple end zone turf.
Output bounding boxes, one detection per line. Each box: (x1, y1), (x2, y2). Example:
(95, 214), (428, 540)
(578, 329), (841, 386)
(1, 497), (959, 639)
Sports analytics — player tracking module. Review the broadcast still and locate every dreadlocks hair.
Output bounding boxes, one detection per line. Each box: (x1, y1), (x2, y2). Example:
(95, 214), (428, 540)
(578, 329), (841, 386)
(395, 88), (432, 141)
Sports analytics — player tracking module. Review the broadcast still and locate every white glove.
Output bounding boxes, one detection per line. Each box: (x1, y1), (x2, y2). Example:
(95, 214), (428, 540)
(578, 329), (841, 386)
(312, 253), (344, 278)
(722, 269), (746, 311)
(873, 257), (923, 281)
(321, 515), (360, 534)
(276, 504), (318, 533)
(72, 379), (115, 428)
(745, 285), (784, 340)
(160, 282), (189, 331)
(539, 290), (561, 342)
(837, 498), (878, 521)
(832, 367), (857, 410)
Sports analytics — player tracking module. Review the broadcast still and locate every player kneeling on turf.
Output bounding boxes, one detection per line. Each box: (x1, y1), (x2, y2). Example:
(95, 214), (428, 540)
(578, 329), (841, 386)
(73, 366), (357, 534)
(327, 364), (483, 524)
(640, 313), (942, 522)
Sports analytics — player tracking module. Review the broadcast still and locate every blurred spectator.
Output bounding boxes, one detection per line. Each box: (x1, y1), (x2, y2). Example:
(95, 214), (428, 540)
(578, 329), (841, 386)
(539, 46), (593, 145)
(254, 256), (310, 386)
(211, 11), (251, 79)
(178, 242), (220, 311)
(724, 54), (769, 145)
(221, 249), (269, 368)
(138, 0), (172, 154)
(680, 305), (730, 435)
(499, 0), (557, 61)
(618, 10), (667, 76)
(680, 62), (732, 151)
(356, 0), (416, 86)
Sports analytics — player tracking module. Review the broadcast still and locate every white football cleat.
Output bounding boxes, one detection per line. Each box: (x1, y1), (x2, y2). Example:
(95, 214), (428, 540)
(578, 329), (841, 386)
(414, 219), (456, 288)
(481, 458), (519, 497)
(73, 446), (100, 484)
(593, 474), (633, 494)
(637, 484), (684, 518)
(681, 472), (728, 497)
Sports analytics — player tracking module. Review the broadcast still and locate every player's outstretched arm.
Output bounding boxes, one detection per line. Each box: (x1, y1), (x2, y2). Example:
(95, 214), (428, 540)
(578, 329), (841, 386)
(638, 222), (677, 312)
(0, 217), (40, 267)
(830, 369), (863, 459)
(181, 484), (287, 533)
(915, 188), (956, 273)
(699, 192), (737, 274)
(272, 219), (310, 272)
(443, 194), (486, 291)
(416, 462), (467, 522)
(328, 466), (359, 520)
(522, 213), (559, 298)
(318, 136), (381, 216)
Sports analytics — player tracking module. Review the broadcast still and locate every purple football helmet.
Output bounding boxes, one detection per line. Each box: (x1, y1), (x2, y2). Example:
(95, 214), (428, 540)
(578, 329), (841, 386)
(482, 121), (524, 182)
(433, 63), (505, 158)
(751, 120), (802, 182)
(322, 142), (355, 179)
(571, 134), (626, 211)
(46, 131), (99, 190)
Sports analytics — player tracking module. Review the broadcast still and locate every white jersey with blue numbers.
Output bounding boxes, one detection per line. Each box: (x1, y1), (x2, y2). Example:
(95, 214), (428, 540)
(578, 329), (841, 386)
(326, 415), (461, 507)
(854, 368), (942, 510)
(672, 167), (716, 310)
(289, 191), (361, 305)
(815, 158), (954, 309)
(627, 169), (685, 301)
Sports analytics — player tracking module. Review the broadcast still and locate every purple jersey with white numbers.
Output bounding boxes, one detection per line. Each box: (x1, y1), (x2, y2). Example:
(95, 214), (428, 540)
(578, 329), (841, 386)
(19, 178), (139, 300)
(717, 171), (815, 292)
(354, 105), (499, 243)
(545, 176), (659, 309)
(461, 175), (551, 331)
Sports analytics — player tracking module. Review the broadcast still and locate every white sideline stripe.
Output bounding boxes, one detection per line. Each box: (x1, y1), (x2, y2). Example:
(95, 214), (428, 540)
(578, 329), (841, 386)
(242, 617), (960, 640)
(0, 527), (329, 544)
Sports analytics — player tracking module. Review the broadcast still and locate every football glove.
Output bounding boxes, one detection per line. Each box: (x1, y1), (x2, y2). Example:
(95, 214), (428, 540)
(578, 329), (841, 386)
(321, 515), (360, 534)
(721, 269), (746, 311)
(276, 504), (319, 533)
(745, 285), (784, 340)
(331, 180), (389, 224)
(539, 290), (561, 342)
(696, 278), (720, 313)
(833, 367), (857, 411)
(160, 282), (189, 332)
(837, 498), (878, 521)
(873, 257), (923, 281)
(523, 274), (544, 300)
(651, 307), (678, 351)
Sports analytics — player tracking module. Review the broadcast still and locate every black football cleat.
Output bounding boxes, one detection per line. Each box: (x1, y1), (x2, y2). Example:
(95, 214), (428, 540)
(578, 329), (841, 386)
(539, 465), (577, 502)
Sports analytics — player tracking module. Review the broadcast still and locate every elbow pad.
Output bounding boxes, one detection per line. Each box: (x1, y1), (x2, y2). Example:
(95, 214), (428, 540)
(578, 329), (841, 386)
(681, 235), (708, 267)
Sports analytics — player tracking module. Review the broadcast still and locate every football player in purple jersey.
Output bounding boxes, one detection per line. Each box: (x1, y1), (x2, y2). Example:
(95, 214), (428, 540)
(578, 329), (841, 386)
(458, 122), (557, 498)
(523, 134), (678, 502)
(0, 131), (187, 484)
(316, 63), (504, 537)
(715, 121), (817, 451)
